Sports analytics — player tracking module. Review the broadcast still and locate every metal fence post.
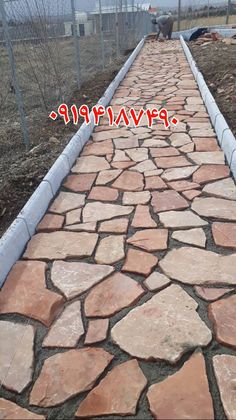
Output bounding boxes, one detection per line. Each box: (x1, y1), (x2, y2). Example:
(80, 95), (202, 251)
(226, 0), (231, 24)
(71, 0), (81, 88)
(98, 0), (105, 70)
(124, 0), (128, 49)
(115, 0), (119, 58)
(178, 0), (181, 31)
(0, 0), (30, 150)
(207, 0), (210, 26)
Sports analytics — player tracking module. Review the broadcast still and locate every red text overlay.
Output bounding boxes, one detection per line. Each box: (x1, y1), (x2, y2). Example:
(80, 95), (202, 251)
(49, 104), (179, 129)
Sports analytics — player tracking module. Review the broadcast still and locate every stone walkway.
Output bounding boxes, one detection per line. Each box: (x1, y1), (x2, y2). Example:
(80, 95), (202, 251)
(0, 40), (236, 420)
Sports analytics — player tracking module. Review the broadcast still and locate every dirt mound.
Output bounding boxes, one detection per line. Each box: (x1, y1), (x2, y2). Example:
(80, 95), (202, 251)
(190, 42), (236, 137)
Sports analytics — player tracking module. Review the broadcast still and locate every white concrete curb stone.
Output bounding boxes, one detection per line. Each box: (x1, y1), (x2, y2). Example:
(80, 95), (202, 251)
(180, 35), (236, 181)
(0, 37), (145, 287)
(0, 219), (30, 283)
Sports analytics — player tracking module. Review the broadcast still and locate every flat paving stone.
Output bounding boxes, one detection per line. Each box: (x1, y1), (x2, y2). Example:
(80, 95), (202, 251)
(64, 222), (97, 232)
(122, 249), (158, 276)
(51, 261), (114, 299)
(193, 137), (220, 151)
(130, 160), (157, 173)
(0, 321), (34, 393)
(131, 205), (157, 228)
(93, 129), (130, 142)
(111, 285), (211, 363)
(155, 156), (190, 169)
(161, 166), (199, 181)
(151, 190), (189, 212)
(42, 301), (84, 348)
(126, 147), (148, 162)
(83, 202), (133, 223)
(72, 156), (110, 173)
(142, 139), (168, 147)
(114, 137), (139, 149)
(192, 164), (230, 184)
(112, 161), (136, 169)
(150, 147), (180, 157)
(192, 197), (236, 221)
(147, 352), (214, 419)
(76, 360), (147, 417)
(36, 214), (64, 232)
(24, 231), (98, 260)
(213, 355), (236, 420)
(160, 247), (236, 285)
(96, 169), (122, 185)
(179, 142), (194, 153)
(144, 272), (171, 291)
(172, 228), (206, 248)
(182, 189), (202, 200)
(170, 133), (192, 147)
(212, 222), (236, 249)
(50, 192), (85, 214)
(30, 348), (113, 407)
(127, 229), (168, 251)
(99, 218), (129, 233)
(188, 151), (225, 165)
(167, 180), (200, 191)
(82, 139), (113, 156)
(88, 186), (119, 202)
(208, 294), (236, 349)
(0, 399), (45, 419)
(145, 176), (167, 190)
(123, 191), (150, 205)
(84, 319), (109, 345)
(203, 178), (236, 200)
(84, 273), (144, 317)
(95, 235), (125, 264)
(189, 129), (215, 138)
(0, 261), (64, 326)
(194, 286), (232, 302)
(65, 208), (82, 226)
(145, 169), (163, 177)
(63, 173), (97, 192)
(113, 150), (130, 162)
(112, 170), (144, 191)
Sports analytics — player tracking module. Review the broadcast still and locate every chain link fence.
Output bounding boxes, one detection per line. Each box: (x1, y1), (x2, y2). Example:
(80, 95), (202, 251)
(173, 1), (236, 31)
(0, 0), (152, 150)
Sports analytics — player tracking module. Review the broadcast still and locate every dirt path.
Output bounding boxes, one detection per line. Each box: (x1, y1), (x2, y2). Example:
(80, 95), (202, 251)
(0, 40), (236, 420)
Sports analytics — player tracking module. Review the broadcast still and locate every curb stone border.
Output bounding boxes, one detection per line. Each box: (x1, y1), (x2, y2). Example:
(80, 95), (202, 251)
(0, 37), (145, 287)
(180, 35), (236, 180)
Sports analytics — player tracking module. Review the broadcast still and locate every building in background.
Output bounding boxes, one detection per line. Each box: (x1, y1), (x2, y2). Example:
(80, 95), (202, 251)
(64, 12), (93, 37)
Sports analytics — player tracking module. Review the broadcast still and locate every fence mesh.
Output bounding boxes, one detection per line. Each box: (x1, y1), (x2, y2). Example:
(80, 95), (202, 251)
(0, 0), (152, 151)
(173, 1), (236, 31)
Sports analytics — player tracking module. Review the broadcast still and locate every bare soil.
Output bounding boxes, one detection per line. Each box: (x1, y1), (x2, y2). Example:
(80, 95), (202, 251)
(190, 41), (236, 136)
(0, 58), (127, 237)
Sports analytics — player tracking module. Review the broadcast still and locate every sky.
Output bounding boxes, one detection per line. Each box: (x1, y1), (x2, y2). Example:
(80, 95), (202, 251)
(78, 0), (228, 12)
(3, 0), (229, 19)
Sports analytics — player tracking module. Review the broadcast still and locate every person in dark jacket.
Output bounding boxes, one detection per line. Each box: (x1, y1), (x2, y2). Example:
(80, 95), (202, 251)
(153, 14), (174, 40)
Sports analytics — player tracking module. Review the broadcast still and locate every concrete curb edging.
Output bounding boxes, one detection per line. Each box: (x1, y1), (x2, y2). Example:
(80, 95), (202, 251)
(180, 35), (236, 181)
(0, 37), (145, 287)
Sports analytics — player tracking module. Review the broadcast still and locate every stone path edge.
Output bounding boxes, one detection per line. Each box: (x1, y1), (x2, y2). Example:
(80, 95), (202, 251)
(0, 38), (145, 287)
(180, 35), (236, 180)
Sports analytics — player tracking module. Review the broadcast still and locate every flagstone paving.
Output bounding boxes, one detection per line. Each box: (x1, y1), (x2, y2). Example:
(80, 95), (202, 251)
(0, 40), (236, 419)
